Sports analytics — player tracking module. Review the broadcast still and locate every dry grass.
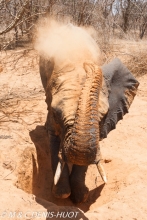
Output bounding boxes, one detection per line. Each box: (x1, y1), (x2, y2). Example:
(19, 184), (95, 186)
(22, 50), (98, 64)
(100, 39), (147, 77)
(126, 51), (147, 77)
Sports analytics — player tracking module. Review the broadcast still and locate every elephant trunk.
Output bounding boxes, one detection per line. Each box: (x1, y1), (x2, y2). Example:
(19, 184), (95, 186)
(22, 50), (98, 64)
(64, 61), (102, 166)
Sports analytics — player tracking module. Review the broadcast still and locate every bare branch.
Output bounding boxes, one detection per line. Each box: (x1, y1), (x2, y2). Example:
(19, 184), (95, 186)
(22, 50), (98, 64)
(0, 0), (29, 35)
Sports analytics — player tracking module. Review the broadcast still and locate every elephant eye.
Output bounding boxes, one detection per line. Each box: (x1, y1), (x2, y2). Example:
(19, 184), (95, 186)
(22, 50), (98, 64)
(52, 108), (57, 120)
(52, 107), (60, 124)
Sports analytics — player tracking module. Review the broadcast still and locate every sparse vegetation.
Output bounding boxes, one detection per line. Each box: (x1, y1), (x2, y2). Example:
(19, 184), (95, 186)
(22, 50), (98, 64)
(0, 0), (147, 77)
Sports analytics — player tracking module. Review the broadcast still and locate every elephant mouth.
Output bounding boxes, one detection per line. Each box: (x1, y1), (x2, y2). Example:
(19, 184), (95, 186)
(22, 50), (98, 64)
(54, 147), (107, 185)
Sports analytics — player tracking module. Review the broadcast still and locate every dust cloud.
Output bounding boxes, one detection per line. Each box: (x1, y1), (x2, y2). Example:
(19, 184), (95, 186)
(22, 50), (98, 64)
(34, 18), (101, 66)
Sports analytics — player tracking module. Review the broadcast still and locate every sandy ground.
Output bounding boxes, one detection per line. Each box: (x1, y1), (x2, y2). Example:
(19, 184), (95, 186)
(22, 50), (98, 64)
(0, 51), (147, 220)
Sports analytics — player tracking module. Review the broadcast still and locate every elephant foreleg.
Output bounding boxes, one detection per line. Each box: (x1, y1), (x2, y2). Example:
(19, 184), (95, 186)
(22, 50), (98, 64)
(49, 134), (71, 198)
(69, 165), (89, 203)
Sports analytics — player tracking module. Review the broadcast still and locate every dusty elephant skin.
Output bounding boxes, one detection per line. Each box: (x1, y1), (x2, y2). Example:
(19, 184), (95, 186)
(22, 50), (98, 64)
(39, 55), (139, 203)
(35, 20), (139, 204)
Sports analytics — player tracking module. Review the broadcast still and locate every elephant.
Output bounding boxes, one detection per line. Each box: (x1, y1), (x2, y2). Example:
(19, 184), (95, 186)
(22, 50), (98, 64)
(37, 20), (139, 203)
(39, 55), (139, 203)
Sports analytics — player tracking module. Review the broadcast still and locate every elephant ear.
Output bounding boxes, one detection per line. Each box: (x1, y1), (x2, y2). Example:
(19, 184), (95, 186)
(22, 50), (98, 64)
(39, 56), (54, 91)
(99, 58), (139, 140)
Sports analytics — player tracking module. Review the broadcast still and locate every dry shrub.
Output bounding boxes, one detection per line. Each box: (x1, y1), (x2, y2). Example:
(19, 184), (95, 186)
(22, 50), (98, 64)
(0, 49), (38, 75)
(125, 51), (147, 77)
(100, 39), (147, 77)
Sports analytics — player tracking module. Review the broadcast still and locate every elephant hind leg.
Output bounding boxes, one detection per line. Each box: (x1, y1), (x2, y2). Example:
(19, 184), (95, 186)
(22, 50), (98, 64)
(52, 163), (71, 198)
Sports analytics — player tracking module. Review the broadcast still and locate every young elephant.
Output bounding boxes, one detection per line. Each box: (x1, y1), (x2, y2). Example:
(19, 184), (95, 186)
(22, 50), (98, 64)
(39, 56), (139, 203)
